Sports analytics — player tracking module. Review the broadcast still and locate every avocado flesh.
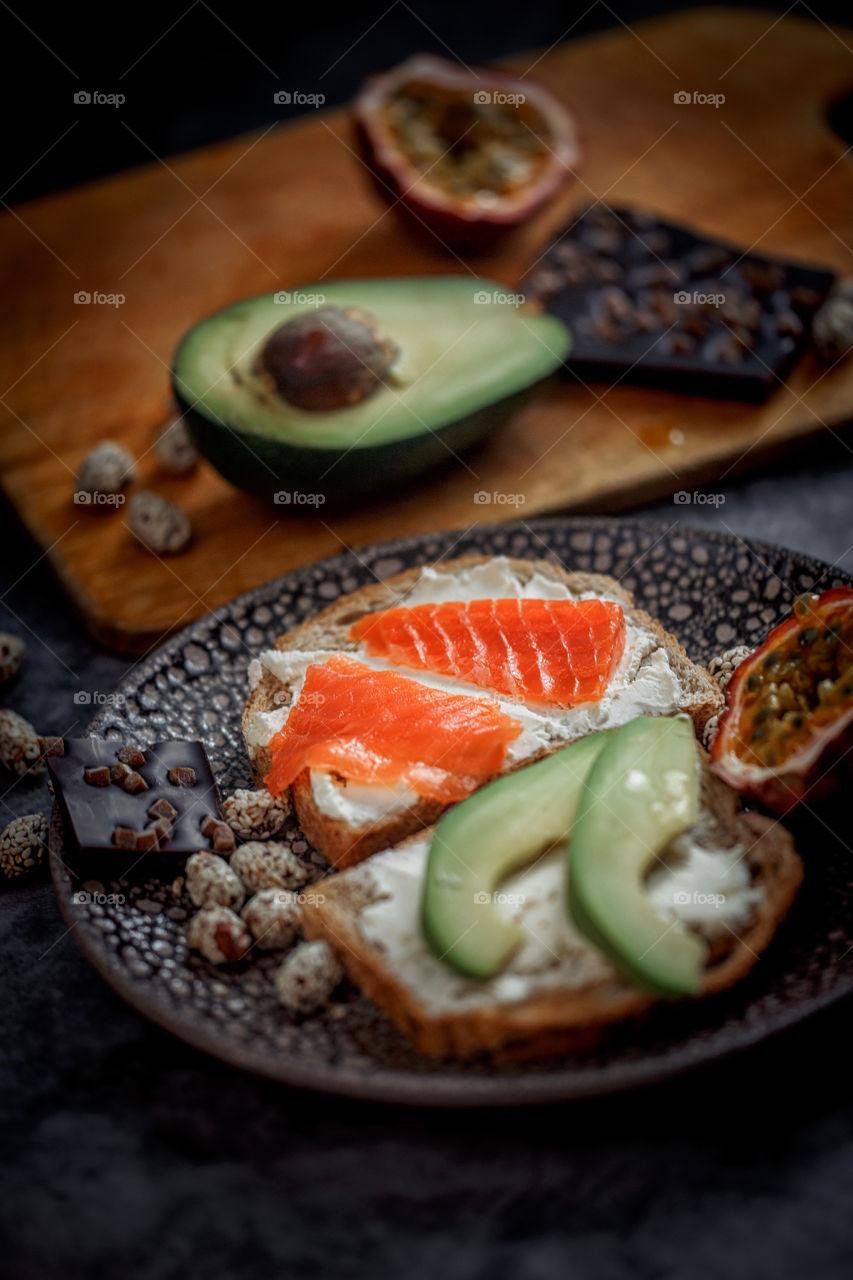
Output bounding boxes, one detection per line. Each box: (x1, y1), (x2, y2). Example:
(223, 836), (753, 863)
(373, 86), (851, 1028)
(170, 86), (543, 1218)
(568, 716), (706, 998)
(171, 277), (570, 503)
(422, 732), (612, 979)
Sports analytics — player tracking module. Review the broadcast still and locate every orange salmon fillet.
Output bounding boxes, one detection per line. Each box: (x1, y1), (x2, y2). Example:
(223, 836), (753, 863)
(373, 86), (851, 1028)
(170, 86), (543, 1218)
(264, 655), (523, 803)
(350, 597), (626, 705)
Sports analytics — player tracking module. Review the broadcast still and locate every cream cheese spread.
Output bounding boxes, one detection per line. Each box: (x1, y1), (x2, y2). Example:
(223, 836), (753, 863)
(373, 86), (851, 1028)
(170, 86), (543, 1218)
(355, 825), (762, 1013)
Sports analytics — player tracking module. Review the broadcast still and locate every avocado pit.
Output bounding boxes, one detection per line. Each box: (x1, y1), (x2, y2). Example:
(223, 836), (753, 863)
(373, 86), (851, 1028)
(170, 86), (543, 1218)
(258, 305), (399, 412)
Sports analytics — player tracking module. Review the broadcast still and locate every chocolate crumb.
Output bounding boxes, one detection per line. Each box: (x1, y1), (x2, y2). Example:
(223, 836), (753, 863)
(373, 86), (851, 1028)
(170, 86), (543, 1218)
(168, 766), (197, 787)
(210, 821), (236, 854)
(148, 797), (178, 822)
(118, 769), (148, 794)
(84, 765), (111, 787)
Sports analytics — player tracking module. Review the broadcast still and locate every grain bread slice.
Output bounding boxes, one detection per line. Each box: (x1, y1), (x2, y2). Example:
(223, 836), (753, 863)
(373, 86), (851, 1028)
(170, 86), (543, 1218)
(243, 555), (722, 868)
(301, 762), (803, 1059)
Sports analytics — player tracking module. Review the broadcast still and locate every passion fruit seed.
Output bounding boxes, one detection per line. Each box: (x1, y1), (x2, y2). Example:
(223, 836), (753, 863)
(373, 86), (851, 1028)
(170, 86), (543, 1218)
(793, 592), (819, 619)
(258, 306), (399, 412)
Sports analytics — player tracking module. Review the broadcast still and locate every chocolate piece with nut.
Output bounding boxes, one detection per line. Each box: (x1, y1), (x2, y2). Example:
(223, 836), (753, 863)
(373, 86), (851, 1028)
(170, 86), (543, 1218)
(49, 738), (225, 875)
(523, 205), (835, 401)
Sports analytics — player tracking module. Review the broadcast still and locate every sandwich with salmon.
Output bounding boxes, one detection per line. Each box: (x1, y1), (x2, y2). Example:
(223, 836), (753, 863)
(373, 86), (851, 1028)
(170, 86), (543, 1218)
(243, 555), (723, 868)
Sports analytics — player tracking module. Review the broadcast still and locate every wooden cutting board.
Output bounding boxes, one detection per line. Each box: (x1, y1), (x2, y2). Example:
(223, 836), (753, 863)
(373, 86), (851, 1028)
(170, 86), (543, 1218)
(2, 8), (853, 653)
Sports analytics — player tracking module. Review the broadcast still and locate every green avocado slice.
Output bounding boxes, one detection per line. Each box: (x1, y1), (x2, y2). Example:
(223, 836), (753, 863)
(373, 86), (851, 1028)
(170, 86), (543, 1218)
(568, 715), (706, 997)
(171, 277), (570, 504)
(421, 731), (612, 979)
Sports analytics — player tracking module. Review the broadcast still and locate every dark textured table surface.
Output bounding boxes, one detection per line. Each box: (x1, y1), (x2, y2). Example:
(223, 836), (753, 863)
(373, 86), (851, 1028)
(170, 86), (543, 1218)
(2, 432), (853, 1278)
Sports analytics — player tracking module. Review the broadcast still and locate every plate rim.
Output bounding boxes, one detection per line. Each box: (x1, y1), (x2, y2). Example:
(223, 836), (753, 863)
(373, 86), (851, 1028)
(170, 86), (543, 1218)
(50, 515), (853, 1106)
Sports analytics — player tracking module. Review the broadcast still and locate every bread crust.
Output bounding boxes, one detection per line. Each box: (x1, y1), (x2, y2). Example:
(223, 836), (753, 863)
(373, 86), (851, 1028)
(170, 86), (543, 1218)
(243, 555), (723, 868)
(301, 765), (804, 1059)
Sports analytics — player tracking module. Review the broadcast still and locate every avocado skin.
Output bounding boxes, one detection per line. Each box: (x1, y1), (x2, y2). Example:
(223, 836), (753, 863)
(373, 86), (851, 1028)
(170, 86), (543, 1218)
(174, 381), (537, 509)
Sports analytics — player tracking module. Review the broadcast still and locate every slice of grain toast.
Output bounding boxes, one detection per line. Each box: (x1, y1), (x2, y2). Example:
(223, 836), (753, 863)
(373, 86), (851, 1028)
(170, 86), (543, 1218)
(243, 555), (722, 869)
(301, 762), (803, 1059)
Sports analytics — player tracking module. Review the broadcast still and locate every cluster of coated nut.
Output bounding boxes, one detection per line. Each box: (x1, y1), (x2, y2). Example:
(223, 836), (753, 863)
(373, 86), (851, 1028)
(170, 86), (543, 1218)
(0, 709), (44, 778)
(182, 820), (341, 1014)
(222, 788), (291, 840)
(0, 633), (25, 686)
(73, 423), (194, 555)
(128, 492), (192, 555)
(0, 812), (48, 880)
(186, 841), (307, 956)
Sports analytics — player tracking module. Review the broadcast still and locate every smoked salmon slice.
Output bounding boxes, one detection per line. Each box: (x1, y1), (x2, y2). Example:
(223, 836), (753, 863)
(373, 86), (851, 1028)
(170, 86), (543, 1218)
(264, 654), (522, 803)
(350, 597), (626, 705)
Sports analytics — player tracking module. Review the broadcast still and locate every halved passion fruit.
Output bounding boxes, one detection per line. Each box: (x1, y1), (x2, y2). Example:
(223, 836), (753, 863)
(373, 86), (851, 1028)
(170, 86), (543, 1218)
(354, 54), (580, 251)
(710, 587), (853, 813)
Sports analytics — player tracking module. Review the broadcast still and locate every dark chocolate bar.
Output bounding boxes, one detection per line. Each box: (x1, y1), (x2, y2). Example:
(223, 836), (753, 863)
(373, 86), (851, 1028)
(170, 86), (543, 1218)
(523, 205), (835, 401)
(48, 738), (224, 875)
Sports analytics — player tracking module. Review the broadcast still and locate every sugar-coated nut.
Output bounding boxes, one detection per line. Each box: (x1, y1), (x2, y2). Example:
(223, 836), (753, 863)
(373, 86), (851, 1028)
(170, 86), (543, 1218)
(231, 842), (308, 893)
(187, 904), (252, 965)
(241, 889), (302, 950)
(0, 710), (45, 778)
(222, 788), (292, 840)
(813, 280), (853, 363)
(117, 745), (146, 768)
(274, 940), (343, 1013)
(148, 797), (178, 822)
(76, 440), (135, 498)
(154, 416), (199, 476)
(707, 645), (752, 693)
(702, 712), (720, 751)
(185, 851), (245, 909)
(129, 491), (192, 555)
(0, 633), (25, 685)
(0, 813), (48, 880)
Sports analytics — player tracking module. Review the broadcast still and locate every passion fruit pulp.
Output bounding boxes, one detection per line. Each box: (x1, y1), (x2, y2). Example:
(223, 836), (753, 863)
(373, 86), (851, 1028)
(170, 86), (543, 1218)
(355, 54), (580, 251)
(710, 587), (853, 813)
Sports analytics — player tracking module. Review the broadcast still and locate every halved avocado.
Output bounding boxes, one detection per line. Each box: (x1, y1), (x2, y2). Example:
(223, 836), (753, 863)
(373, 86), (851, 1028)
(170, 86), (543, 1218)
(171, 277), (570, 506)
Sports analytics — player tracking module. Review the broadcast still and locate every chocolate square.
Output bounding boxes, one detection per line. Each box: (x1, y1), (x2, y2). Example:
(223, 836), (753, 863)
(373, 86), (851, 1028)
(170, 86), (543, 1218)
(523, 205), (835, 401)
(49, 738), (223, 875)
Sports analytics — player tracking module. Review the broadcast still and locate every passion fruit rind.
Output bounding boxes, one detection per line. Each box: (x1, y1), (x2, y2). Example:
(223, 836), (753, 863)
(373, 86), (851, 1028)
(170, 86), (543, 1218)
(710, 588), (853, 813)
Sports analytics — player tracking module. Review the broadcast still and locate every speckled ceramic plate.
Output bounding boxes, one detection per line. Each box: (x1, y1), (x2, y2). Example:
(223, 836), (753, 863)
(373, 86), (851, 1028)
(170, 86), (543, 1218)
(50, 518), (853, 1106)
